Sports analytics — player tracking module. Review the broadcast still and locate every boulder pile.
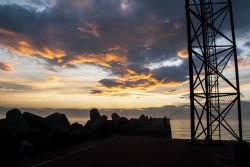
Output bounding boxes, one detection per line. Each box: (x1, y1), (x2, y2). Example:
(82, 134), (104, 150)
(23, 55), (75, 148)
(0, 108), (172, 166)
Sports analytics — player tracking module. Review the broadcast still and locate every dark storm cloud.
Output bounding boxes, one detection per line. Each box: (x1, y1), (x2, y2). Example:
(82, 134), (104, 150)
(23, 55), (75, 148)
(0, 0), (249, 89)
(0, 0), (186, 63)
(128, 64), (150, 75)
(99, 78), (154, 89)
(99, 79), (123, 88)
(99, 60), (189, 89)
(152, 63), (189, 84)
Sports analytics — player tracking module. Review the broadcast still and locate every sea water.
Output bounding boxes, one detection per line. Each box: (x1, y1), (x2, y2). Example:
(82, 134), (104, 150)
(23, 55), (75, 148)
(171, 119), (250, 141)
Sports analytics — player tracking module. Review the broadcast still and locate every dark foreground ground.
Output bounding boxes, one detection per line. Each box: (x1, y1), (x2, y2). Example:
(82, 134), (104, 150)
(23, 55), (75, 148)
(19, 136), (247, 167)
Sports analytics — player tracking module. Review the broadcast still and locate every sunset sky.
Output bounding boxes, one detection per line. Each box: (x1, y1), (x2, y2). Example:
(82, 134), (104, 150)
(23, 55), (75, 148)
(0, 0), (250, 109)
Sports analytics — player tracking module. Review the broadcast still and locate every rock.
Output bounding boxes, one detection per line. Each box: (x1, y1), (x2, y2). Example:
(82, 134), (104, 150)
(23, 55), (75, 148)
(84, 120), (92, 129)
(70, 123), (84, 131)
(90, 119), (108, 134)
(43, 126), (70, 149)
(6, 109), (28, 127)
(85, 113), (110, 136)
(21, 140), (34, 156)
(90, 108), (101, 121)
(111, 113), (120, 121)
(119, 117), (129, 124)
(139, 114), (147, 122)
(23, 112), (53, 133)
(128, 118), (138, 128)
(0, 125), (21, 167)
(138, 115), (148, 127)
(11, 125), (46, 142)
(105, 120), (115, 134)
(70, 128), (94, 144)
(116, 117), (130, 131)
(102, 115), (108, 121)
(112, 115), (129, 132)
(45, 113), (71, 128)
(0, 119), (9, 128)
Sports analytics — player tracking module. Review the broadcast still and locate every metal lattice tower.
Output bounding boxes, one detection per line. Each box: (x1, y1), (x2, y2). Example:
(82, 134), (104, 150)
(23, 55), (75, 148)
(185, 0), (243, 142)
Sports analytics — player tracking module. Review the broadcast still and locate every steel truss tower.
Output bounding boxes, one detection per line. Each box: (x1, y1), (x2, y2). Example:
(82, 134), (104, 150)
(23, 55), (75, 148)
(185, 0), (243, 142)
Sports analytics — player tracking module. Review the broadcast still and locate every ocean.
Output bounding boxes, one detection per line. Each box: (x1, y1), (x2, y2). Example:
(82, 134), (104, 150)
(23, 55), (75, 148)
(171, 119), (250, 141)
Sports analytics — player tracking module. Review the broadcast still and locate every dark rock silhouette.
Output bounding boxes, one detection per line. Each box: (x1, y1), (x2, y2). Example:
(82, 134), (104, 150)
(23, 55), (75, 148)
(101, 115), (108, 121)
(6, 109), (28, 126)
(90, 108), (101, 121)
(43, 126), (70, 149)
(86, 109), (109, 136)
(70, 122), (84, 130)
(111, 113), (120, 121)
(0, 124), (21, 167)
(1, 108), (173, 166)
(138, 115), (147, 126)
(45, 113), (71, 128)
(10, 125), (46, 142)
(23, 112), (53, 133)
(111, 113), (129, 131)
(20, 140), (34, 156)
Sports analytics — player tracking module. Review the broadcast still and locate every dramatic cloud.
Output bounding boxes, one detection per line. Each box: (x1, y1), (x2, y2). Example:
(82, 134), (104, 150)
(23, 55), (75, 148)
(0, 0), (249, 92)
(0, 62), (14, 72)
(99, 60), (188, 90)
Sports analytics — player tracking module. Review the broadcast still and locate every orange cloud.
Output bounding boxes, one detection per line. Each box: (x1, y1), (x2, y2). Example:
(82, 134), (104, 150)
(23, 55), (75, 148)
(17, 41), (65, 59)
(66, 52), (127, 68)
(0, 28), (65, 60)
(100, 68), (186, 91)
(0, 62), (14, 73)
(177, 48), (188, 59)
(120, 68), (186, 88)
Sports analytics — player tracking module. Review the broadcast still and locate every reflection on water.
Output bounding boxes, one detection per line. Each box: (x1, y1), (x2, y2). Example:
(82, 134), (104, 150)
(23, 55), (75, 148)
(171, 119), (250, 141)
(171, 119), (190, 139)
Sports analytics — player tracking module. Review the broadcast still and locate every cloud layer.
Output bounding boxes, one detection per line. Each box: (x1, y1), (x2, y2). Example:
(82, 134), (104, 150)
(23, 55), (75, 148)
(0, 0), (249, 92)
